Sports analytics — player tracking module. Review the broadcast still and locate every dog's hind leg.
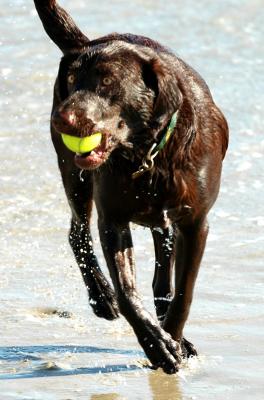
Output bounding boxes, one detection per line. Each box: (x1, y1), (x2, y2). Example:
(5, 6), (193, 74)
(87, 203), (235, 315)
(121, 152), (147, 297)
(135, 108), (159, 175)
(162, 218), (209, 357)
(151, 226), (177, 322)
(61, 165), (119, 320)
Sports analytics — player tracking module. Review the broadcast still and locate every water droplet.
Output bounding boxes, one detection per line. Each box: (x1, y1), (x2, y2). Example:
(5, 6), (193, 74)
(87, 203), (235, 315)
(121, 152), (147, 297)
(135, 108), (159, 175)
(79, 169), (84, 182)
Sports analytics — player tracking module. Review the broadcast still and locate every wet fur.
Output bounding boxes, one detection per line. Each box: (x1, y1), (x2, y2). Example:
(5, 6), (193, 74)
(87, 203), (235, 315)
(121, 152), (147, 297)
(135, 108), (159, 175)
(33, 0), (228, 374)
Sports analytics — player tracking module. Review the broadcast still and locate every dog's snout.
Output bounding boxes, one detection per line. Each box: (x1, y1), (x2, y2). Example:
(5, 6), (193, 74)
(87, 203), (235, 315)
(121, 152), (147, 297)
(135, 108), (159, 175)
(52, 109), (76, 132)
(52, 108), (95, 136)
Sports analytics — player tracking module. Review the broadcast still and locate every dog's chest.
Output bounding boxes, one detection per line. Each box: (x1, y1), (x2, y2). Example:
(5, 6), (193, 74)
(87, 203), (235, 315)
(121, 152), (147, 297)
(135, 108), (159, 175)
(95, 172), (193, 228)
(129, 192), (192, 228)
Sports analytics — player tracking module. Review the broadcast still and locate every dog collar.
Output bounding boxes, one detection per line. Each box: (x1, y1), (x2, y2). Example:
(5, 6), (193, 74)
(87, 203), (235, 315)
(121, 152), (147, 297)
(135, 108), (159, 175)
(132, 110), (179, 179)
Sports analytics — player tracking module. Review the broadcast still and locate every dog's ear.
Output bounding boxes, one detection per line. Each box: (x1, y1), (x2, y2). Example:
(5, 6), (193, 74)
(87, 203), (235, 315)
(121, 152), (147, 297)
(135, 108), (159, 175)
(34, 0), (89, 54)
(143, 57), (182, 131)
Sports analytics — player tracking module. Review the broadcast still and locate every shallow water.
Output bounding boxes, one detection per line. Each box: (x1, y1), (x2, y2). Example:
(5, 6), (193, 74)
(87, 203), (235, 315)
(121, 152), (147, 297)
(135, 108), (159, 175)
(0, 0), (264, 399)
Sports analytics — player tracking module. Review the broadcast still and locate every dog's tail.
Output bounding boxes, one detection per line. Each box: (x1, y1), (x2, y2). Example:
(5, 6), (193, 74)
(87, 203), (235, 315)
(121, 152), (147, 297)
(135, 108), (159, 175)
(33, 0), (89, 54)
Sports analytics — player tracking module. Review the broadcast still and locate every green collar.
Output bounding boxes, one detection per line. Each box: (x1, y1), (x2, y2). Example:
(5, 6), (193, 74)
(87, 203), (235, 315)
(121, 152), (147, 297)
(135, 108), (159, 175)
(132, 110), (179, 179)
(155, 110), (179, 152)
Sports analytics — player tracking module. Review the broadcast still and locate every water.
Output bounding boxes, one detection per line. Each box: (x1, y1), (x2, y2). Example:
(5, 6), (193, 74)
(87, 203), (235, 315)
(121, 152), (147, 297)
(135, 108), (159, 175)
(0, 0), (263, 398)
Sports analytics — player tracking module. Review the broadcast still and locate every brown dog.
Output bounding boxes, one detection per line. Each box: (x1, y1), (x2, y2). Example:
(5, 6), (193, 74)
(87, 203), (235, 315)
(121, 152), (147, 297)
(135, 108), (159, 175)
(33, 0), (228, 373)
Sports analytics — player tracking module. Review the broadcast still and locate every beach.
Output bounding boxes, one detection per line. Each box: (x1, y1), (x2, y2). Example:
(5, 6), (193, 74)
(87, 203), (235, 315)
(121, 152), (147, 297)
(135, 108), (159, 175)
(0, 0), (264, 398)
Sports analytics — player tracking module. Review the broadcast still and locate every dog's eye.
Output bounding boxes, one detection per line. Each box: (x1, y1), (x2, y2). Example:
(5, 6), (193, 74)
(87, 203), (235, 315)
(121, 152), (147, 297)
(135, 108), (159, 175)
(102, 77), (113, 86)
(67, 74), (75, 85)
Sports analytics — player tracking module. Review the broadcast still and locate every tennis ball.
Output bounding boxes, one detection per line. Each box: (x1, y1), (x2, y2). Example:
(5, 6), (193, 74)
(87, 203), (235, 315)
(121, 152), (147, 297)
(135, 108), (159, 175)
(61, 132), (102, 153)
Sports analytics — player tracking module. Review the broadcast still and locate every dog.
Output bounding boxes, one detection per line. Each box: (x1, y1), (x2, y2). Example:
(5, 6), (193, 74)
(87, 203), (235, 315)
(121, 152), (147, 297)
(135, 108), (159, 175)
(33, 0), (228, 374)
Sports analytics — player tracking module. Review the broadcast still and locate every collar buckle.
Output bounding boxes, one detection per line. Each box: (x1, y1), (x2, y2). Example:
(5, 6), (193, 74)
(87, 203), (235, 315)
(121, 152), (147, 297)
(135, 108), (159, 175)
(132, 143), (158, 179)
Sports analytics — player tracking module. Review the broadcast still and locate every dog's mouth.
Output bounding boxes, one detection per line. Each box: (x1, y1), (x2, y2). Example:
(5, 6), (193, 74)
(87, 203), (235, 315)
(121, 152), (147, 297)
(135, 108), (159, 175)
(74, 134), (112, 170)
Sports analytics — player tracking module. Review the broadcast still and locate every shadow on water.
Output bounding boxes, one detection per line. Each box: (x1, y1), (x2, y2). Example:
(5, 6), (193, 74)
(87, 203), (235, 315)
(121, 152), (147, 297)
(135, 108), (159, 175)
(0, 345), (144, 380)
(0, 345), (184, 399)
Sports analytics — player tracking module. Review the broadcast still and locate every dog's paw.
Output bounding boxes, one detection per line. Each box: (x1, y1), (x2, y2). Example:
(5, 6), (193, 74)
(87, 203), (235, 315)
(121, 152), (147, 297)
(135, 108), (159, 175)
(87, 273), (119, 320)
(138, 327), (182, 374)
(89, 285), (119, 320)
(180, 337), (198, 358)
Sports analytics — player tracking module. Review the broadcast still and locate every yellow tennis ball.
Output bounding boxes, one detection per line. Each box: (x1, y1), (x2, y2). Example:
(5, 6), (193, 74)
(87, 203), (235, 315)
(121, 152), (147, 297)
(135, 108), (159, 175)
(61, 132), (102, 153)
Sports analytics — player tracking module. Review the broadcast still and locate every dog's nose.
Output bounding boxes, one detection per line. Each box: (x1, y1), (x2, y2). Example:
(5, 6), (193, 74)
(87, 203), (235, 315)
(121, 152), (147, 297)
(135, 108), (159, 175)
(52, 108), (95, 136)
(52, 109), (77, 133)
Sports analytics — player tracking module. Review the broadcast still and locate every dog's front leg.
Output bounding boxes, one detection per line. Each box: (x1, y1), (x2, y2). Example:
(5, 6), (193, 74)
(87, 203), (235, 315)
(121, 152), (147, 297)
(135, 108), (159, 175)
(98, 218), (182, 374)
(162, 218), (209, 357)
(58, 163), (119, 320)
(151, 226), (177, 322)
(69, 218), (119, 320)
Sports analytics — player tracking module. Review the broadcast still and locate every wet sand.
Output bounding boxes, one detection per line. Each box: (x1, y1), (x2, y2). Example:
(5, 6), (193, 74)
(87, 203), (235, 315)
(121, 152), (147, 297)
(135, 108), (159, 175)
(0, 0), (264, 398)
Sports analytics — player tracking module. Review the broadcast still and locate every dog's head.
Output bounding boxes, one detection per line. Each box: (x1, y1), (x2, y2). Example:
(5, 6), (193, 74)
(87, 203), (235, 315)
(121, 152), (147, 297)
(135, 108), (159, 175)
(34, 1), (182, 169)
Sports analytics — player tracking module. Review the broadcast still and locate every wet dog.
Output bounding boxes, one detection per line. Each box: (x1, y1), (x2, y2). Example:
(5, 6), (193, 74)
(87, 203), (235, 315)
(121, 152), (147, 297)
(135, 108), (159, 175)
(33, 0), (228, 373)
